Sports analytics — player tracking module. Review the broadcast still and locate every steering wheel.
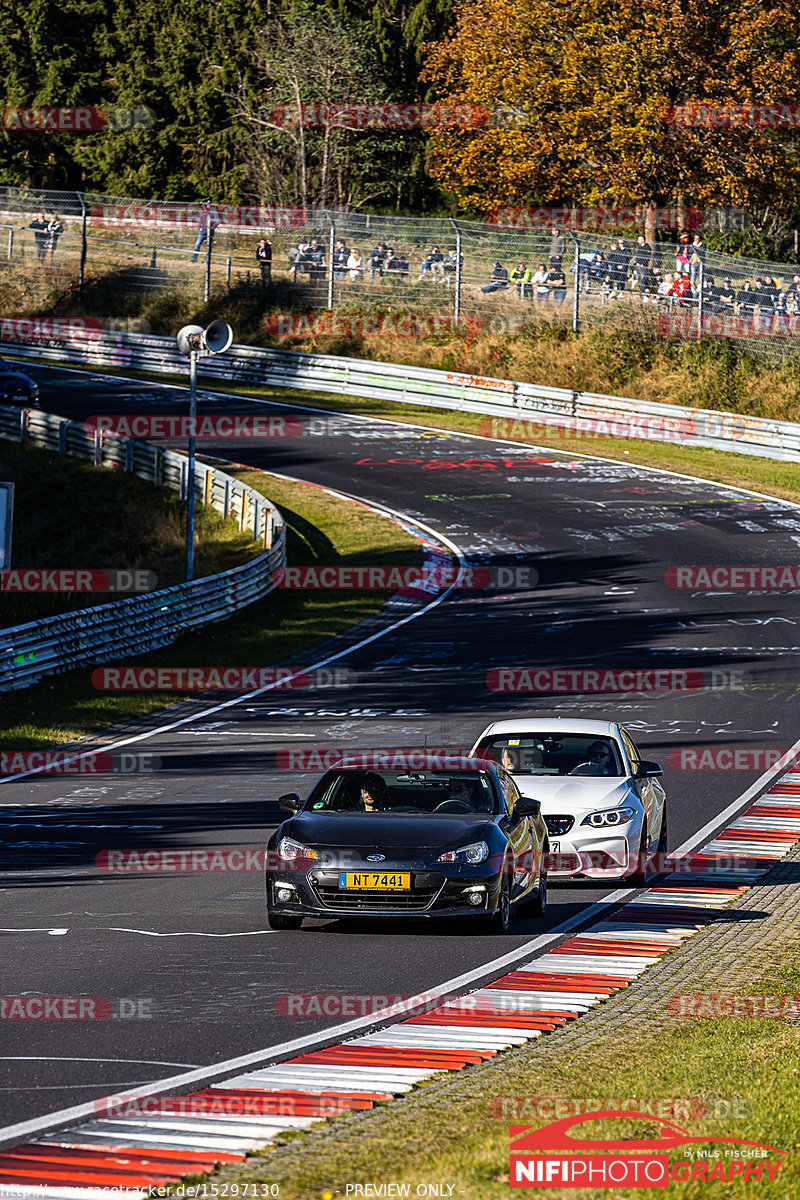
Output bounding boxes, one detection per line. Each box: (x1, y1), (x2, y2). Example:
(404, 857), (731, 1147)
(433, 799), (475, 813)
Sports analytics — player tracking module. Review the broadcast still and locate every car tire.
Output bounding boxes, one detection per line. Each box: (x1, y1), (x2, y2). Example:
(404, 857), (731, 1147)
(267, 910), (303, 931)
(627, 824), (649, 887)
(486, 864), (512, 933)
(527, 866), (548, 918)
(652, 808), (668, 872)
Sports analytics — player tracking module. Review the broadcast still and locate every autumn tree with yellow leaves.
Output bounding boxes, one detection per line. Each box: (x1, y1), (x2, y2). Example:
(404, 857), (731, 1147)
(422, 0), (800, 217)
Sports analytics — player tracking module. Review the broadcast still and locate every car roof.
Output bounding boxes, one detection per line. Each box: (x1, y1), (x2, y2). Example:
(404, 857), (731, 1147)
(477, 718), (621, 738)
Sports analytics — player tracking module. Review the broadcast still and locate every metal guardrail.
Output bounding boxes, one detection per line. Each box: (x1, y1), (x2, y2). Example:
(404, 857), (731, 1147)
(4, 328), (800, 464)
(0, 403), (285, 691)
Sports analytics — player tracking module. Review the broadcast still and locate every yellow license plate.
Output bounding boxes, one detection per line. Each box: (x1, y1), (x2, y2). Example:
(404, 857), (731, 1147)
(339, 871), (411, 890)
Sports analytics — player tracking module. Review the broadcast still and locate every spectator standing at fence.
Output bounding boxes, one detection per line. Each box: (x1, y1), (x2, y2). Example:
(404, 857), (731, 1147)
(785, 275), (800, 313)
(256, 237), (272, 286)
(736, 280), (755, 315)
(549, 226), (566, 268)
(29, 212), (48, 260)
(190, 200), (221, 264)
(531, 262), (549, 303)
(347, 247), (363, 280)
(633, 235), (651, 296)
(608, 240), (628, 295)
(368, 242), (387, 281)
(333, 239), (350, 279)
(481, 261), (509, 292)
(510, 262), (531, 298)
(675, 230), (691, 277)
(547, 263), (567, 306)
(45, 214), (64, 261)
(307, 240), (326, 280)
(688, 233), (706, 292)
(718, 277), (735, 311)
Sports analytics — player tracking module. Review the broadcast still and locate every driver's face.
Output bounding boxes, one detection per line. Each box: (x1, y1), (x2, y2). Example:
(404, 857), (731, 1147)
(590, 747), (611, 766)
(361, 787), (378, 810)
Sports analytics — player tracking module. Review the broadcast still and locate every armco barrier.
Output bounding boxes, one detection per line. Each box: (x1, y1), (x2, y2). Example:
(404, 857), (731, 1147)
(4, 329), (800, 463)
(0, 404), (285, 691)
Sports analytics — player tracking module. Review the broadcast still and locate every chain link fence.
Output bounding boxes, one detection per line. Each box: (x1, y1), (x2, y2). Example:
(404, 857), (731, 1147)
(1, 184), (799, 360)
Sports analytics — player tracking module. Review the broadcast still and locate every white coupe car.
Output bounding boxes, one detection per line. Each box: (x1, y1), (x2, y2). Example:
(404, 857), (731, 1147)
(470, 718), (667, 884)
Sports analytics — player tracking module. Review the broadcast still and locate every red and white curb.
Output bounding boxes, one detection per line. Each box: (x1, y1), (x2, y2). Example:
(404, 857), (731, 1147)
(1, 773), (799, 1195)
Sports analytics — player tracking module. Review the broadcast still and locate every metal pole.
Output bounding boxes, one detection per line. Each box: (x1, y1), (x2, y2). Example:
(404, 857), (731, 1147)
(449, 218), (462, 322)
(6, 229), (12, 260)
(186, 349), (198, 581)
(697, 261), (704, 341)
(327, 219), (335, 309)
(204, 228), (214, 303)
(78, 192), (87, 293)
(568, 232), (580, 333)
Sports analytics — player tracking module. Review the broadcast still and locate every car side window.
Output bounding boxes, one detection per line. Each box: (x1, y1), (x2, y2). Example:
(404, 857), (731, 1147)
(497, 768), (519, 816)
(619, 729), (640, 776)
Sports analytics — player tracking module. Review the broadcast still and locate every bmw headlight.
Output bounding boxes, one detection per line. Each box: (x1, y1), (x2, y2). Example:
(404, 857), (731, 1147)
(437, 840), (489, 864)
(278, 836), (321, 861)
(581, 806), (637, 828)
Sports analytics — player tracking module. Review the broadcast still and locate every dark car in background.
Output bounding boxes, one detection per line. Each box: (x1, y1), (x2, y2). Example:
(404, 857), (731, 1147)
(266, 756), (549, 932)
(0, 357), (39, 407)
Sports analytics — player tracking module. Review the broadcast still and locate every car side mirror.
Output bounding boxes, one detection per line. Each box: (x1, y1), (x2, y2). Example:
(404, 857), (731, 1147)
(635, 761), (662, 779)
(278, 792), (301, 813)
(516, 798), (541, 817)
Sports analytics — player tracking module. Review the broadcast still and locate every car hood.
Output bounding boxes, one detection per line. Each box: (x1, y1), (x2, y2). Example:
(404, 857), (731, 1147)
(286, 812), (493, 852)
(512, 777), (633, 812)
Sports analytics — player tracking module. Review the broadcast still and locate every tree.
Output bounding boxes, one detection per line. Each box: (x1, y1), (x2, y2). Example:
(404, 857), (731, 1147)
(422, 0), (800, 219)
(231, 5), (406, 210)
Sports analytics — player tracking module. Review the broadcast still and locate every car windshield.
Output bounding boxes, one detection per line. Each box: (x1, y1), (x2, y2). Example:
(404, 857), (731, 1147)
(304, 769), (499, 814)
(477, 734), (624, 777)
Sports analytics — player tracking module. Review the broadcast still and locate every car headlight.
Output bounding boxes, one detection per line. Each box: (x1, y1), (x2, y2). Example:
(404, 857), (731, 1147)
(581, 806), (637, 828)
(277, 836), (320, 861)
(437, 840), (489, 864)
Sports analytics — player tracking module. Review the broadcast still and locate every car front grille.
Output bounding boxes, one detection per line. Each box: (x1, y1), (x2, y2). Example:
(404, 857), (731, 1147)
(311, 872), (444, 912)
(545, 814), (575, 835)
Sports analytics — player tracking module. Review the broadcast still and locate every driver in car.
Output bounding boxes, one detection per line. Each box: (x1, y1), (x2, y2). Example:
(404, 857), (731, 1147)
(571, 740), (616, 776)
(358, 773), (389, 811)
(446, 779), (475, 808)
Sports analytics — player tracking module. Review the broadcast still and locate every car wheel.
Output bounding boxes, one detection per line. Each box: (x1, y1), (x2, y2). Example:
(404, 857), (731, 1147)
(486, 864), (512, 933)
(627, 824), (649, 887)
(652, 808), (668, 872)
(267, 910), (304, 931)
(528, 865), (548, 919)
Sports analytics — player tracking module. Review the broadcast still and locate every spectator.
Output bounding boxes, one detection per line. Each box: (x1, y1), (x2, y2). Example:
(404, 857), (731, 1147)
(190, 200), (221, 264)
(658, 272), (674, 298)
(667, 271), (693, 305)
(718, 277), (736, 311)
(531, 262), (549, 304)
(675, 230), (691, 276)
(333, 239), (350, 279)
(608, 239), (629, 295)
(418, 245), (444, 281)
(785, 275), (800, 314)
(307, 240), (326, 280)
(588, 250), (609, 291)
(688, 233), (706, 292)
(736, 280), (755, 315)
(549, 226), (566, 268)
(701, 275), (720, 314)
(45, 213), (64, 261)
(510, 262), (531, 298)
(443, 247), (461, 277)
(633, 235), (651, 296)
(368, 241), (387, 281)
(481, 261), (509, 293)
(386, 246), (409, 275)
(256, 237), (272, 286)
(547, 263), (567, 306)
(28, 212), (48, 260)
(347, 247), (363, 281)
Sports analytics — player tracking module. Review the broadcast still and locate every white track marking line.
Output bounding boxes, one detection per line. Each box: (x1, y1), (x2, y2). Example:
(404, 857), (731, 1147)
(0, 487), (467, 784)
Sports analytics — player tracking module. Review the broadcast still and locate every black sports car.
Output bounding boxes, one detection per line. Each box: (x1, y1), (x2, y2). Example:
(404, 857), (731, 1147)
(0, 357), (39, 407)
(265, 758), (549, 932)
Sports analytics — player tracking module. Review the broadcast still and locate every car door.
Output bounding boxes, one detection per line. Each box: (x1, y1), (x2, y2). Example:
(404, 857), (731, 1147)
(497, 766), (534, 897)
(619, 727), (664, 851)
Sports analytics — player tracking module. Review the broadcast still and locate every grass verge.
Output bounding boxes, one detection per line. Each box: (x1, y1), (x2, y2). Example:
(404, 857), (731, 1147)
(189, 940), (800, 1200)
(0, 466), (421, 749)
(0, 438), (260, 627)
